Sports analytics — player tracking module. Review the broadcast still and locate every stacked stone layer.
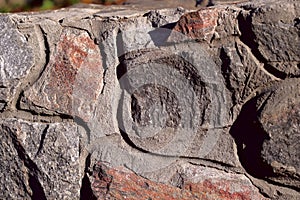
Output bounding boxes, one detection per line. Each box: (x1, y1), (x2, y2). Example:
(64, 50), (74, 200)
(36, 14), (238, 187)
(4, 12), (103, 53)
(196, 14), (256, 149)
(0, 0), (299, 199)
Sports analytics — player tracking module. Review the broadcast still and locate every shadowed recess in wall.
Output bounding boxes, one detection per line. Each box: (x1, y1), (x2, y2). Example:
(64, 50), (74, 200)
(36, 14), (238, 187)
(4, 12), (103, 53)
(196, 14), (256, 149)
(230, 96), (275, 178)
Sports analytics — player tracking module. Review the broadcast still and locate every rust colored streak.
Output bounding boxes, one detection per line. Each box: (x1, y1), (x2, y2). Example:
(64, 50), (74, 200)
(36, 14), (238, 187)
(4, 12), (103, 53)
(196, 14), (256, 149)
(91, 162), (196, 200)
(90, 162), (265, 200)
(50, 34), (92, 95)
(184, 179), (254, 200)
(40, 30), (102, 115)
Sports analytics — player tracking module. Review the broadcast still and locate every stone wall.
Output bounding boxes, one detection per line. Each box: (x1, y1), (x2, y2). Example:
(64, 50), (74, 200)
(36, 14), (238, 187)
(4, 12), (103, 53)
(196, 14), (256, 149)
(0, 0), (299, 199)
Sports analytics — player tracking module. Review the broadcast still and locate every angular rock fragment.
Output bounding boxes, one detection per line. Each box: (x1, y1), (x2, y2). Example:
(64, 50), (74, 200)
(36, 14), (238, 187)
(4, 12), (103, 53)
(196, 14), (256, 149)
(22, 28), (103, 121)
(90, 162), (266, 200)
(0, 119), (82, 199)
(0, 16), (34, 111)
(220, 41), (275, 106)
(173, 7), (220, 42)
(0, 120), (32, 199)
(239, 0), (300, 77)
(173, 6), (242, 43)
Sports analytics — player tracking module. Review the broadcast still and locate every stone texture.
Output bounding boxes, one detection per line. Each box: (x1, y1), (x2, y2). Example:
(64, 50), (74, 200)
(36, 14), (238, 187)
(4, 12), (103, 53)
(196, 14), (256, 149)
(22, 28), (103, 121)
(173, 7), (220, 42)
(257, 78), (300, 188)
(116, 47), (229, 155)
(0, 119), (32, 199)
(90, 162), (266, 200)
(0, 0), (299, 199)
(0, 15), (34, 111)
(0, 119), (83, 199)
(219, 40), (277, 121)
(239, 0), (300, 77)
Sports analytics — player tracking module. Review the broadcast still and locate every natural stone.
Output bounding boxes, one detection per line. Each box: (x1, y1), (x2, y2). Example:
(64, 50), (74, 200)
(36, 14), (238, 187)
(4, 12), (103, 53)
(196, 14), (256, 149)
(0, 16), (34, 111)
(0, 119), (32, 199)
(90, 162), (266, 200)
(0, 118), (83, 199)
(239, 0), (300, 77)
(0, 0), (299, 199)
(22, 28), (103, 121)
(258, 78), (300, 188)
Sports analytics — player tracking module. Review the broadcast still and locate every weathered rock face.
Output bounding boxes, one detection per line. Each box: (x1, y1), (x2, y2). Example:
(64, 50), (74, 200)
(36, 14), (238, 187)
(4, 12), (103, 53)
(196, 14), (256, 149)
(0, 0), (299, 199)
(91, 162), (266, 200)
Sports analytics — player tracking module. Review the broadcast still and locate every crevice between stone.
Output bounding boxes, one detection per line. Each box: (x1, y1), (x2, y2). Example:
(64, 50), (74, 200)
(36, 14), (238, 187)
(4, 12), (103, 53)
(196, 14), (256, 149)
(8, 126), (47, 200)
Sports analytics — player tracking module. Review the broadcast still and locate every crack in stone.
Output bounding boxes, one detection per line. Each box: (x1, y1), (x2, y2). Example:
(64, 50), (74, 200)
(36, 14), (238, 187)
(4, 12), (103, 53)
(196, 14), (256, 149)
(80, 154), (97, 200)
(244, 173), (272, 199)
(237, 10), (286, 81)
(35, 124), (49, 158)
(8, 126), (47, 200)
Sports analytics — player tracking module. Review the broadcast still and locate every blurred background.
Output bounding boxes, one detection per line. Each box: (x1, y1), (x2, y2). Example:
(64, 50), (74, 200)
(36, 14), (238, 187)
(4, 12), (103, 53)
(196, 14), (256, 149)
(0, 0), (209, 12)
(0, 0), (127, 12)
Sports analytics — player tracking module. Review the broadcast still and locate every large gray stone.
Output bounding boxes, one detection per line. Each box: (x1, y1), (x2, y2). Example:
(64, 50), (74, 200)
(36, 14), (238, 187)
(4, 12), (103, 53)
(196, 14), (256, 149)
(239, 0), (300, 77)
(258, 78), (300, 188)
(22, 28), (103, 121)
(0, 119), (83, 199)
(0, 119), (32, 199)
(0, 16), (34, 111)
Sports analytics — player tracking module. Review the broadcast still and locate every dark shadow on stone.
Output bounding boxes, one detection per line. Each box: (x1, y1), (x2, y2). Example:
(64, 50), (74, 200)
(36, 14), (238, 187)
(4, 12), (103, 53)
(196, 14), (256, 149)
(116, 56), (127, 80)
(148, 28), (172, 46)
(9, 128), (47, 200)
(195, 0), (214, 7)
(237, 12), (287, 80)
(264, 64), (287, 80)
(28, 174), (47, 200)
(160, 22), (177, 30)
(80, 154), (97, 200)
(230, 97), (275, 178)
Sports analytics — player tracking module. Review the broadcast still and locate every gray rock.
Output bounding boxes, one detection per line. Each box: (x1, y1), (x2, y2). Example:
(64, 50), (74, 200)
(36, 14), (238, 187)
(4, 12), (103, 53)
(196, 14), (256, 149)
(0, 0), (299, 199)
(239, 0), (300, 77)
(0, 15), (34, 111)
(258, 78), (300, 188)
(0, 119), (32, 199)
(22, 27), (103, 120)
(0, 119), (83, 199)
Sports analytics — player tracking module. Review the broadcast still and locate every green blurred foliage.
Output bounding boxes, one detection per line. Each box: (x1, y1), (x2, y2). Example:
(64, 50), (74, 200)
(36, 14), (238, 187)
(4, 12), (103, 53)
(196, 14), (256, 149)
(0, 0), (80, 12)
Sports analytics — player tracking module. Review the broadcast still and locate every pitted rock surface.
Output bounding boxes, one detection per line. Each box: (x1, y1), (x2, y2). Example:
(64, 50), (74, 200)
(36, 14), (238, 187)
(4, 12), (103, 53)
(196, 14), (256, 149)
(22, 28), (103, 121)
(0, 0), (299, 200)
(0, 119), (82, 199)
(258, 78), (300, 188)
(0, 16), (34, 111)
(91, 162), (266, 200)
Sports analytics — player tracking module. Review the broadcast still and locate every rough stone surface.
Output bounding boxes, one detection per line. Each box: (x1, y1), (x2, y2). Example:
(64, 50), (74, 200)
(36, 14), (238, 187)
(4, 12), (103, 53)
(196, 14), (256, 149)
(0, 0), (299, 199)
(91, 162), (266, 200)
(258, 78), (300, 188)
(0, 16), (34, 111)
(0, 119), (82, 199)
(0, 119), (32, 199)
(22, 28), (103, 121)
(239, 0), (300, 77)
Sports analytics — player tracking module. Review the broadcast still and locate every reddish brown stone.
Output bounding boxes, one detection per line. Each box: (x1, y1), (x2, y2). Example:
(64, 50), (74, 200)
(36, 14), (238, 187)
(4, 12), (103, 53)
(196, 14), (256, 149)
(173, 8), (219, 41)
(173, 6), (242, 42)
(91, 162), (266, 200)
(23, 29), (103, 120)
